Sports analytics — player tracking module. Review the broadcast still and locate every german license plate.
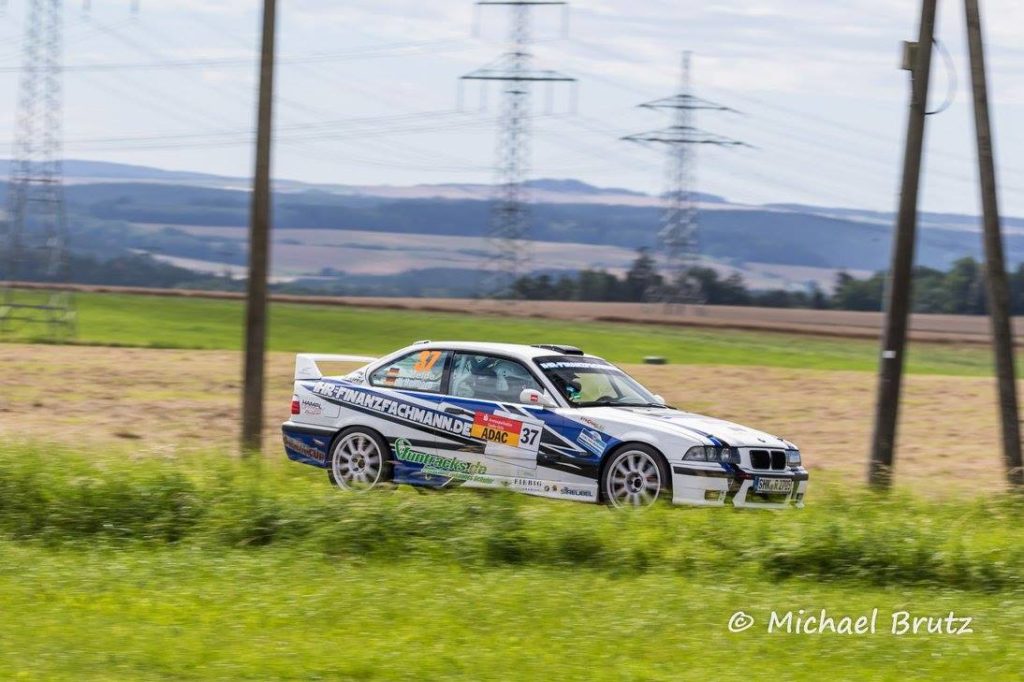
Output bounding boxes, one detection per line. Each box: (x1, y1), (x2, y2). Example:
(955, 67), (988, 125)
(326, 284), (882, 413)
(754, 478), (793, 495)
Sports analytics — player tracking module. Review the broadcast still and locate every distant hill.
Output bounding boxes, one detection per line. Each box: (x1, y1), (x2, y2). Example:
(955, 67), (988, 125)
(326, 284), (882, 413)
(524, 178), (647, 196)
(0, 159), (233, 184)
(0, 178), (1010, 273)
(0, 159), (666, 204)
(3, 159), (1024, 292)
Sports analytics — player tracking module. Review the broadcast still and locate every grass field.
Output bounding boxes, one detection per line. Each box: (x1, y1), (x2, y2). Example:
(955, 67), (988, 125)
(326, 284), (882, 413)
(6, 291), (1008, 375)
(4, 546), (1021, 681)
(1, 446), (1022, 680)
(3, 291), (1022, 677)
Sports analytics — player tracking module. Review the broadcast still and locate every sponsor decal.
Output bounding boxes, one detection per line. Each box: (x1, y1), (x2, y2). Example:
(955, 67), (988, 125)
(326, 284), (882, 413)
(558, 485), (595, 499)
(578, 416), (604, 430)
(393, 438), (492, 483)
(539, 360), (620, 372)
(284, 435), (327, 464)
(512, 477), (543, 489)
(472, 411), (523, 446)
(313, 382), (473, 439)
(471, 411), (542, 453)
(577, 429), (606, 455)
(412, 350), (443, 373)
(392, 376), (440, 390)
(300, 399), (323, 416)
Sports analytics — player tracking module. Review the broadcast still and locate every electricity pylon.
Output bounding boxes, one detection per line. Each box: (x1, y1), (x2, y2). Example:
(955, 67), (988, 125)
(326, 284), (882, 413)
(1, 1), (138, 338)
(460, 1), (576, 298)
(1, 0), (74, 338)
(623, 52), (747, 304)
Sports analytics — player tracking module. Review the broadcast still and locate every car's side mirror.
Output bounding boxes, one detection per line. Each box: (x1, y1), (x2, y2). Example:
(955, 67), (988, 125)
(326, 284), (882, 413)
(652, 394), (667, 405)
(520, 388), (557, 408)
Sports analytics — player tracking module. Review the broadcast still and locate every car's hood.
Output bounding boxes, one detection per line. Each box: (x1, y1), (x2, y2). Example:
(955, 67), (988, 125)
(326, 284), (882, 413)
(574, 406), (791, 448)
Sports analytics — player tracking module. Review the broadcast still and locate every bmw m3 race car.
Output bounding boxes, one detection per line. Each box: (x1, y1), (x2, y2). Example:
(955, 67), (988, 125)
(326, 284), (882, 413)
(281, 341), (808, 508)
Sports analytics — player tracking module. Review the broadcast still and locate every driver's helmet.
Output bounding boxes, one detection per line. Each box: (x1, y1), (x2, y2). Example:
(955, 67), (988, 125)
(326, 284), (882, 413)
(555, 375), (582, 402)
(566, 381), (582, 401)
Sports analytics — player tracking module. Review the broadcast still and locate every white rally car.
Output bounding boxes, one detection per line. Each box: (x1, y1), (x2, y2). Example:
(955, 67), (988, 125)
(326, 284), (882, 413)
(281, 341), (808, 508)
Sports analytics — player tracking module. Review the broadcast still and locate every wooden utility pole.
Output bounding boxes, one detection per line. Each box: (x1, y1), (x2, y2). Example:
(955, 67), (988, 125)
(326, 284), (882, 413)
(241, 0), (277, 455)
(868, 0), (938, 489)
(964, 0), (1024, 487)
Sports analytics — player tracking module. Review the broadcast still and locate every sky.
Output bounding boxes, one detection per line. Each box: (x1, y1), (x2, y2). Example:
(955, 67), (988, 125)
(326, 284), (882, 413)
(1, 0), (1023, 215)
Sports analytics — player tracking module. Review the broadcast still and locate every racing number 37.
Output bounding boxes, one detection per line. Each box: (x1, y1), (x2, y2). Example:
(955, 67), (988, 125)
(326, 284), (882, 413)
(412, 350), (442, 373)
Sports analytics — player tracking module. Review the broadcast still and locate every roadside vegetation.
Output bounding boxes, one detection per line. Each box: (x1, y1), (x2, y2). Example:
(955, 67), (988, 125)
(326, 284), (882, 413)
(1, 444), (1022, 679)
(2, 445), (1022, 591)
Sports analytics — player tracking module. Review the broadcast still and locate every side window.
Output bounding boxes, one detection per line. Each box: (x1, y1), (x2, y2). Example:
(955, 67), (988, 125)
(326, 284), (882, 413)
(449, 353), (545, 403)
(369, 349), (449, 392)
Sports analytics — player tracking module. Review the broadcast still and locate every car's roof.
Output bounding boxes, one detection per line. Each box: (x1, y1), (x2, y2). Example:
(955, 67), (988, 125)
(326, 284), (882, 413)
(393, 341), (592, 361)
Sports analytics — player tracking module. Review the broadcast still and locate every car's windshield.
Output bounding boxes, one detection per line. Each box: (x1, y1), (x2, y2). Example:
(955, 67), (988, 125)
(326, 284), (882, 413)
(534, 355), (666, 408)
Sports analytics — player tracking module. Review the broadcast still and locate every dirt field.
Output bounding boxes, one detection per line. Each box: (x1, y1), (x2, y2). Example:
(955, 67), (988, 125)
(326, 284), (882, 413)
(0, 343), (1010, 495)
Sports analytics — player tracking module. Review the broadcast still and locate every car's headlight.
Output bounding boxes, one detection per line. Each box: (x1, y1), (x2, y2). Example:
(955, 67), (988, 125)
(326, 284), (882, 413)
(683, 446), (739, 464)
(683, 445), (711, 461)
(719, 447), (740, 464)
(786, 449), (802, 466)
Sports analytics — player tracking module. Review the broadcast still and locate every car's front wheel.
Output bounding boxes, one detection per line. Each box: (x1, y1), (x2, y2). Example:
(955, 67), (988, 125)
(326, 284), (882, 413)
(327, 427), (392, 492)
(601, 445), (668, 508)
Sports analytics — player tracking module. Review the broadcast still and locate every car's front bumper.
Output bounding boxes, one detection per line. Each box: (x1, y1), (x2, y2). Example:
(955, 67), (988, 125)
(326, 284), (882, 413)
(670, 463), (809, 509)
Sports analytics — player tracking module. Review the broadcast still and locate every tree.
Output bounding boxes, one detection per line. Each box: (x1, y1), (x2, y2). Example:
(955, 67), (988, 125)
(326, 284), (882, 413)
(944, 257), (986, 314)
(623, 248), (661, 301)
(577, 269), (621, 301)
(832, 271), (884, 311)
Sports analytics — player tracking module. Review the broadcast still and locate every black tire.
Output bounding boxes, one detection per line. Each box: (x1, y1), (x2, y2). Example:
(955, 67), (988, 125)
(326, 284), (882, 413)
(600, 443), (670, 508)
(326, 426), (393, 492)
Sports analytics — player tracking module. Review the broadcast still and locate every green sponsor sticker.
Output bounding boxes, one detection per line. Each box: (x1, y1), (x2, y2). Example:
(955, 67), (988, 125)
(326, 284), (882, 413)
(394, 438), (492, 483)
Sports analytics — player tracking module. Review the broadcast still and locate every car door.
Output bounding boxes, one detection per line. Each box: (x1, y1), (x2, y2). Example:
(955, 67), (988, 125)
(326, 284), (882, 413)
(365, 349), (473, 485)
(444, 352), (549, 482)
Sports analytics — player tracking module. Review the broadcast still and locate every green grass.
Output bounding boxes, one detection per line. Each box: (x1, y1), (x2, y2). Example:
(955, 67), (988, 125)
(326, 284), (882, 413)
(5, 291), (1007, 375)
(2, 443), (1023, 589)
(1, 444), (1022, 679)
(3, 544), (1021, 681)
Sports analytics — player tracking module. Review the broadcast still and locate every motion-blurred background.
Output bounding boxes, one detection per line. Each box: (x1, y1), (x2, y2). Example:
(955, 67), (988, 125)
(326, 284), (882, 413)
(1, 2), (1024, 679)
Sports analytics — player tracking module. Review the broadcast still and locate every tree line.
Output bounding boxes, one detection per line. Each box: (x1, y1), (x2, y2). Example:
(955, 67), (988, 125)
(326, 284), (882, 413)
(13, 247), (1024, 315)
(512, 250), (1024, 315)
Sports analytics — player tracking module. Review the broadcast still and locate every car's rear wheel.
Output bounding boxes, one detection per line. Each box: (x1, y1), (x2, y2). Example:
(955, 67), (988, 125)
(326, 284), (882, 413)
(327, 427), (391, 492)
(601, 445), (668, 508)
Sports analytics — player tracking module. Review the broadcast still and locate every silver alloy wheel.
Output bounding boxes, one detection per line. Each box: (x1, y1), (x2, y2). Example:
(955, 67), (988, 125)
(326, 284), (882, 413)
(605, 449), (663, 508)
(331, 432), (384, 492)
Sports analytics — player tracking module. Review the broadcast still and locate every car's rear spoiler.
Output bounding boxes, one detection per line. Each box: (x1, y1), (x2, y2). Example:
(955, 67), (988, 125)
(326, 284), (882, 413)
(294, 353), (378, 381)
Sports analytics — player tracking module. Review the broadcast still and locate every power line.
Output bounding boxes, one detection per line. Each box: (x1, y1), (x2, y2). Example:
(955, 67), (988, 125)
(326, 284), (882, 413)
(81, 13), (491, 176)
(0, 37), (474, 73)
